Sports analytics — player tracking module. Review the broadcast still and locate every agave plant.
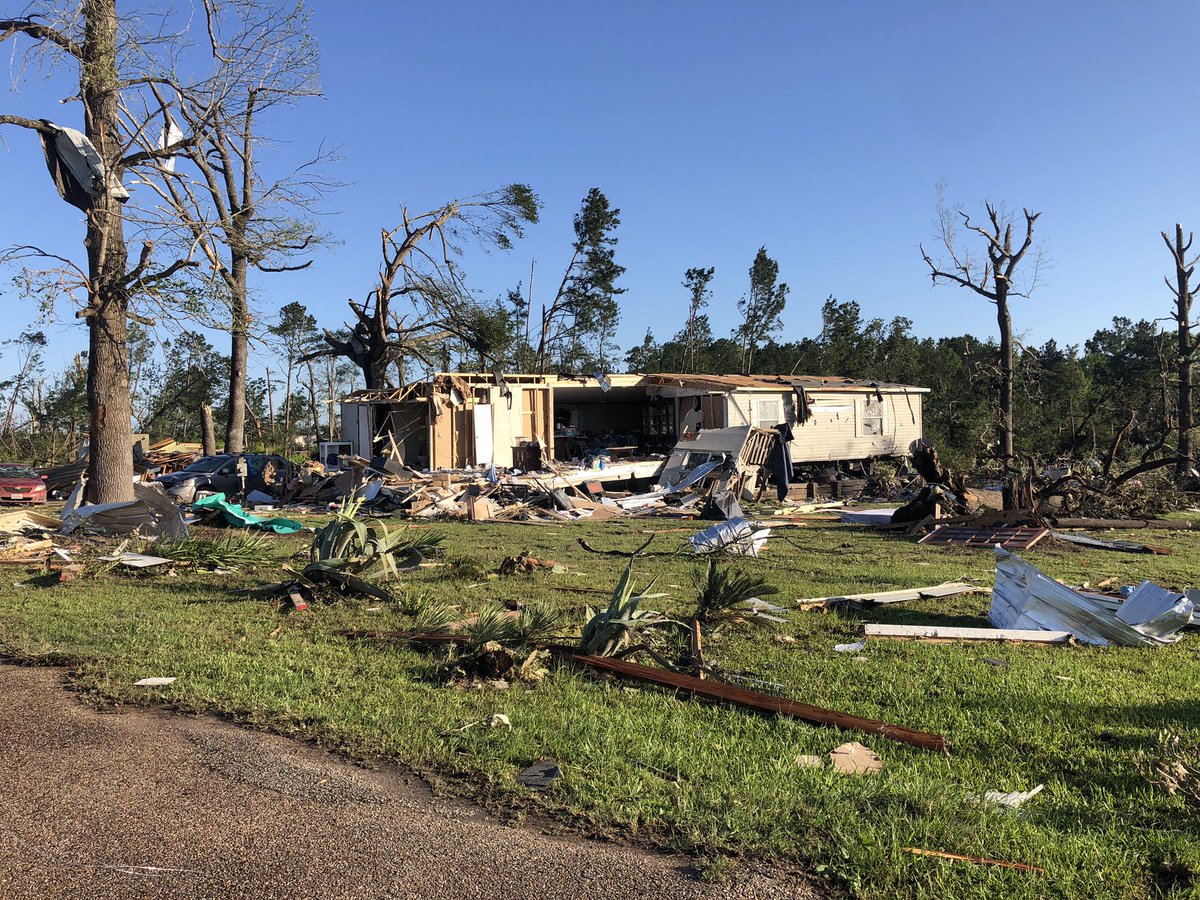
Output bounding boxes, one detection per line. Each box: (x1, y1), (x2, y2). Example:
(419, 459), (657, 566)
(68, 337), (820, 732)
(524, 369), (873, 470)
(304, 497), (443, 600)
(580, 560), (678, 657)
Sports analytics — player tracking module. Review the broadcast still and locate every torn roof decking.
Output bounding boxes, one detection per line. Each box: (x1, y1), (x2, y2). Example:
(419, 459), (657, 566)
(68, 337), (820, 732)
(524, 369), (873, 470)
(342, 373), (930, 404)
(642, 373), (930, 394)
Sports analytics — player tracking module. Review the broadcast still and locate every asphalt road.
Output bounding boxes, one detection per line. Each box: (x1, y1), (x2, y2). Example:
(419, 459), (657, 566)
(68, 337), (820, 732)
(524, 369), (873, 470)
(0, 664), (816, 899)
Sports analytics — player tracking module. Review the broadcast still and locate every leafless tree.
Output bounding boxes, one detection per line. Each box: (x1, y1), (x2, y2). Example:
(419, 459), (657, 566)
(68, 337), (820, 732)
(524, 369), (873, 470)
(0, 4), (227, 502)
(306, 186), (540, 389)
(138, 0), (336, 454)
(1161, 224), (1199, 481)
(921, 191), (1043, 474)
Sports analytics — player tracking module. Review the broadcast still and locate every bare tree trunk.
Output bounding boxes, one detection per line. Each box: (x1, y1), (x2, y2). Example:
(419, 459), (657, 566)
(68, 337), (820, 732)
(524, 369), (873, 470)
(1164, 224), (1196, 479)
(245, 401), (264, 451)
(3, 367), (28, 434)
(996, 289), (1014, 463)
(921, 202), (1039, 509)
(82, 0), (134, 504)
(224, 255), (249, 453)
(266, 367), (275, 427)
(305, 359), (320, 446)
(200, 403), (216, 456)
(326, 362), (336, 440)
(283, 353), (294, 437)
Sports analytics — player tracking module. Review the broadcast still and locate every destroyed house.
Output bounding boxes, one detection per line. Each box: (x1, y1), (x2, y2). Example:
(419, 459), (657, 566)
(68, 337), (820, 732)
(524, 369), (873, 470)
(339, 372), (927, 474)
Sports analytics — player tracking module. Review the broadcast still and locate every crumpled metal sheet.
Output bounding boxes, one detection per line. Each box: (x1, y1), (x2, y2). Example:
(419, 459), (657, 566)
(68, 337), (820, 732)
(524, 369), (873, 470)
(988, 547), (1192, 646)
(61, 481), (188, 539)
(1115, 580), (1195, 636)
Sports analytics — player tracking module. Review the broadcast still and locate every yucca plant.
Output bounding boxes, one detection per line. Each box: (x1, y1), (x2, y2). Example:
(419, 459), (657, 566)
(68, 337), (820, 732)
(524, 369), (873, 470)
(692, 556), (781, 624)
(580, 560), (678, 657)
(461, 599), (562, 649)
(305, 497), (443, 599)
(400, 591), (457, 636)
(464, 602), (519, 649)
(512, 597), (561, 643)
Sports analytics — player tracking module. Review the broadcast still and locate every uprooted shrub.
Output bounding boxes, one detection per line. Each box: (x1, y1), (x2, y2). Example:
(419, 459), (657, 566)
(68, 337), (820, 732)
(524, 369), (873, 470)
(1141, 729), (1200, 812)
(156, 532), (273, 570)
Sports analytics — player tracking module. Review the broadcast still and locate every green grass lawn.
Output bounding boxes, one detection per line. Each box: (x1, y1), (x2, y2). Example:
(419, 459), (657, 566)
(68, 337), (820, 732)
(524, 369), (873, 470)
(2, 510), (1198, 899)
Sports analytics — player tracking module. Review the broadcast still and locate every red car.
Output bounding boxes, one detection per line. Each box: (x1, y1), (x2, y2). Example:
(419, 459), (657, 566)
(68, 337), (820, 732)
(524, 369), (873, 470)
(0, 464), (48, 504)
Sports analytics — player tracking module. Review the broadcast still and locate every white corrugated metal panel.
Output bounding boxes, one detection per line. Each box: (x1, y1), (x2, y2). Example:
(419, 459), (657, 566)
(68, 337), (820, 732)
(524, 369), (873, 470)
(988, 548), (1191, 646)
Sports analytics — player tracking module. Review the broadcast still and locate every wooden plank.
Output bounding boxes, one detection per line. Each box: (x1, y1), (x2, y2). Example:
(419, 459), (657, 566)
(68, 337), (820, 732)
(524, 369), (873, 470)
(863, 624), (1072, 644)
(795, 582), (983, 608)
(553, 648), (948, 752)
(1054, 517), (1199, 531)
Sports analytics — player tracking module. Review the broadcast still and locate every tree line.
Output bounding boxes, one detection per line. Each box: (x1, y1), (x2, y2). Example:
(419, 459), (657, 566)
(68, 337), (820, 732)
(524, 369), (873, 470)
(0, 2), (1196, 500)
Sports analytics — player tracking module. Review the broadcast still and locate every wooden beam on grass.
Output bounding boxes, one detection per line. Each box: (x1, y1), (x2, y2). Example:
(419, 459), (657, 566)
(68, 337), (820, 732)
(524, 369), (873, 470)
(863, 624), (1072, 644)
(553, 648), (948, 752)
(795, 582), (982, 610)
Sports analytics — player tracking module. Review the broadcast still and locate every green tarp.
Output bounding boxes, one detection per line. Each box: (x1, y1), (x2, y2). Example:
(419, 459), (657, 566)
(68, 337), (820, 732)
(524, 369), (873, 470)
(192, 493), (303, 534)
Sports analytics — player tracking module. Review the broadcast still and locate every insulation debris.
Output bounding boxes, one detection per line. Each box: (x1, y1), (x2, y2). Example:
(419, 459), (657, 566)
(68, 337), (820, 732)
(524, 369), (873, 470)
(968, 783), (1045, 809)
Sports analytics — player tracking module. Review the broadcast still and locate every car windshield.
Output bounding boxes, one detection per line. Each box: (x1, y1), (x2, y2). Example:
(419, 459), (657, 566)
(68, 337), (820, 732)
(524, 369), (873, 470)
(182, 457), (229, 474)
(0, 465), (37, 478)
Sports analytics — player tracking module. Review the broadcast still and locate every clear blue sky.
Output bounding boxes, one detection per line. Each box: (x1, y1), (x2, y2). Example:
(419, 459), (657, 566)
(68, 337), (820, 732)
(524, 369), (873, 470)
(3, 0), (1200, 382)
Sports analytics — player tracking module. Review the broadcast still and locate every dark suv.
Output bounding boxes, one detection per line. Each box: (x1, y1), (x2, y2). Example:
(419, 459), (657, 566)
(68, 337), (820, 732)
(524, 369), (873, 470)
(155, 454), (294, 503)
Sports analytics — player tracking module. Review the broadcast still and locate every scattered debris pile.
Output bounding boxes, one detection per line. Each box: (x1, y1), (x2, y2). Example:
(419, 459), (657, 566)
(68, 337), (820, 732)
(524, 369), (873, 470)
(989, 547), (1195, 646)
(0, 510), (63, 567)
(61, 481), (188, 539)
(889, 441), (979, 526)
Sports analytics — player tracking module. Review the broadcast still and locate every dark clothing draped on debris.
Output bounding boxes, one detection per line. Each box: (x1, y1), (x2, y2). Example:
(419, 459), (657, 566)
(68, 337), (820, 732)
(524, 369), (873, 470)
(771, 423), (794, 501)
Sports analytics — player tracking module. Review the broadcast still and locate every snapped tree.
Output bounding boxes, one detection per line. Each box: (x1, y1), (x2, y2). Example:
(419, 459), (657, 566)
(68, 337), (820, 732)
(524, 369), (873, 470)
(269, 301), (319, 439)
(534, 188), (625, 374)
(921, 195), (1042, 473)
(735, 247), (788, 374)
(1161, 224), (1199, 481)
(308, 185), (539, 389)
(681, 266), (715, 373)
